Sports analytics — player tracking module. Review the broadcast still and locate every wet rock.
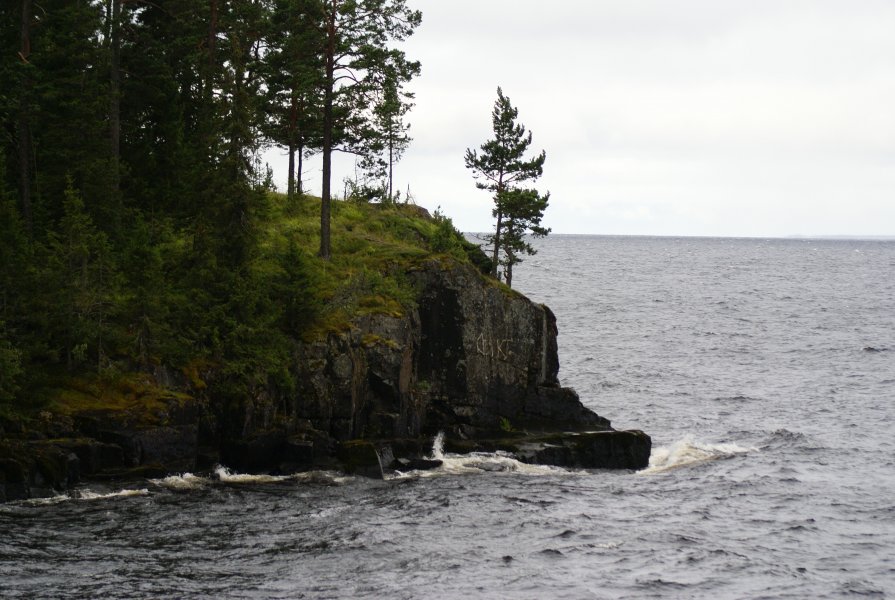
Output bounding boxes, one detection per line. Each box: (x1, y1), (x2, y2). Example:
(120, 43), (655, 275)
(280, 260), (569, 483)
(132, 426), (197, 471)
(52, 439), (125, 475)
(336, 440), (384, 478)
(220, 431), (288, 473)
(0, 442), (81, 500)
(514, 430), (652, 470)
(395, 457), (443, 471)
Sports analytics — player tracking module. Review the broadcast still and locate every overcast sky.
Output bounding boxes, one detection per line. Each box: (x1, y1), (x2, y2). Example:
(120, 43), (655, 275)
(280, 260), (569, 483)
(268, 1), (895, 237)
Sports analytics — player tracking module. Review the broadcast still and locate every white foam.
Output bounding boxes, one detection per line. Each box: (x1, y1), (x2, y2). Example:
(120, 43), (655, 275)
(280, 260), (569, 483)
(20, 488), (149, 505)
(150, 472), (210, 490)
(75, 488), (149, 500)
(383, 432), (577, 479)
(430, 431), (445, 460)
(639, 435), (757, 475)
(213, 465), (293, 484)
(20, 494), (72, 506)
(404, 451), (573, 479)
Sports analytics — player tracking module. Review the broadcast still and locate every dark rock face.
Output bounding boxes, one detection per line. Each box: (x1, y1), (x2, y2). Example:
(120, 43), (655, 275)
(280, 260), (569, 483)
(278, 262), (623, 441)
(0, 442), (79, 501)
(270, 260), (649, 474)
(2, 260), (650, 499)
(191, 260), (650, 476)
(413, 263), (612, 437)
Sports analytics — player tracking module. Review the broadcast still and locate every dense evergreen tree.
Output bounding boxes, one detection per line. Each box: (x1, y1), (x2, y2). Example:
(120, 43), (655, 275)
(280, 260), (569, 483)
(40, 182), (118, 370)
(0, 0), (423, 411)
(465, 87), (547, 279)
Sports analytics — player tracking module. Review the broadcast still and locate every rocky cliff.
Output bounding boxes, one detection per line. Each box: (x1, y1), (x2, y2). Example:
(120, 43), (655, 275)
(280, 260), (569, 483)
(0, 258), (651, 501)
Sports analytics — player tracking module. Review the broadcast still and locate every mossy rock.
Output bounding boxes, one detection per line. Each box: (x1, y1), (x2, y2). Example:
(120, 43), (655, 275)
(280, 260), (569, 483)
(336, 440), (383, 478)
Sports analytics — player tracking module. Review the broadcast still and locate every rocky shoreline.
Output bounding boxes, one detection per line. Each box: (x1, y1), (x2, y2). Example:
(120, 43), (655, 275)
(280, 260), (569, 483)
(1, 260), (650, 502)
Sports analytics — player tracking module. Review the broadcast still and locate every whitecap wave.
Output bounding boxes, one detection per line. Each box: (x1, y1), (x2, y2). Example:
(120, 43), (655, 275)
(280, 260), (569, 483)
(20, 494), (72, 507)
(21, 488), (149, 505)
(75, 488), (149, 500)
(638, 435), (757, 475)
(151, 467), (351, 489)
(214, 465), (293, 484)
(389, 450), (574, 480)
(150, 472), (211, 490)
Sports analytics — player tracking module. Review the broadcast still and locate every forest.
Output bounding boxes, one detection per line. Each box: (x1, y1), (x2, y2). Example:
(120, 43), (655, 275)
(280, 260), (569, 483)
(0, 0), (435, 417)
(0, 0), (552, 426)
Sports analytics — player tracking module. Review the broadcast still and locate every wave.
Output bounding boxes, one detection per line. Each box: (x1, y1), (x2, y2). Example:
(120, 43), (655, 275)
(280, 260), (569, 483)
(20, 488), (149, 506)
(213, 465), (294, 484)
(386, 431), (575, 480)
(150, 472), (211, 491)
(152, 467), (352, 490)
(389, 450), (574, 480)
(638, 435), (757, 475)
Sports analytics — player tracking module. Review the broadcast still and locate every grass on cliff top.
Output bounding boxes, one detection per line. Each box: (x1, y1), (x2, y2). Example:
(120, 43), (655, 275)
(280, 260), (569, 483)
(45, 374), (195, 427)
(259, 193), (490, 337)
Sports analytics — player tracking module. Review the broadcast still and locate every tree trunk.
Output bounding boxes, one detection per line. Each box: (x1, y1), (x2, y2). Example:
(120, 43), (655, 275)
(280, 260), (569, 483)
(17, 0), (33, 235)
(491, 209), (502, 278)
(287, 94), (297, 201)
(505, 260), (513, 289)
(297, 141), (304, 196)
(490, 172), (506, 278)
(287, 143), (295, 201)
(208, 0), (218, 59)
(319, 0), (337, 260)
(388, 133), (394, 203)
(109, 0), (121, 210)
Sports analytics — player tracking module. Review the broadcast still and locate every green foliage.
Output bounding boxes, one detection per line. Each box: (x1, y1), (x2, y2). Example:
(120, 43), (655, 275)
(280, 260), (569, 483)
(39, 182), (119, 370)
(263, 0), (326, 199)
(429, 208), (461, 253)
(0, 321), (23, 404)
(317, 0), (422, 258)
(0, 1), (443, 421)
(497, 188), (552, 288)
(465, 87), (549, 282)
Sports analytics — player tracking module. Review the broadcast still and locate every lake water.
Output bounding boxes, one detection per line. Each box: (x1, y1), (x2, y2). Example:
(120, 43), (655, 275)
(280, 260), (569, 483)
(2, 235), (894, 599)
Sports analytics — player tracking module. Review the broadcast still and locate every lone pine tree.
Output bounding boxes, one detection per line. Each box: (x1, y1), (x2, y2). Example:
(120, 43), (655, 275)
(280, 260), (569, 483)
(464, 87), (548, 280)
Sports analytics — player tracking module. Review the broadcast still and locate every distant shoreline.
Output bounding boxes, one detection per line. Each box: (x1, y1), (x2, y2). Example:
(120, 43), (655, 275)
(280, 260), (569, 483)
(465, 232), (895, 242)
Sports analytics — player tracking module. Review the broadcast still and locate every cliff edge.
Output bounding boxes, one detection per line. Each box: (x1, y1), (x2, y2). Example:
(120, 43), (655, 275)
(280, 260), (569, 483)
(0, 201), (650, 501)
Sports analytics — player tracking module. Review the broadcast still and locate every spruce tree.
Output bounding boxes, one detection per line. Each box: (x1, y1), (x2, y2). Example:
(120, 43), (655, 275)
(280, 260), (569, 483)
(465, 87), (547, 279)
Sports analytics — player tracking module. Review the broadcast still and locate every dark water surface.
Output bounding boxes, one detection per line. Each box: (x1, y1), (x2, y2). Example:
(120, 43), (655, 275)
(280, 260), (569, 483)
(3, 236), (894, 599)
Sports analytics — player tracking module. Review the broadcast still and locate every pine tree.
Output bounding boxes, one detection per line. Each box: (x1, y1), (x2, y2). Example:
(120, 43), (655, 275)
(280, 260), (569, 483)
(465, 87), (546, 279)
(359, 64), (414, 203)
(263, 0), (325, 202)
(317, 0), (421, 259)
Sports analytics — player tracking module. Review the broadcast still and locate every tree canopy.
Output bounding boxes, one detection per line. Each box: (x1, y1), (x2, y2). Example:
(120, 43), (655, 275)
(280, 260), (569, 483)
(316, 0), (421, 258)
(465, 87), (549, 285)
(0, 0), (422, 413)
